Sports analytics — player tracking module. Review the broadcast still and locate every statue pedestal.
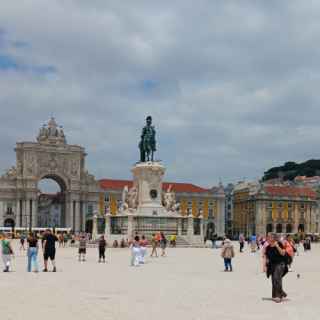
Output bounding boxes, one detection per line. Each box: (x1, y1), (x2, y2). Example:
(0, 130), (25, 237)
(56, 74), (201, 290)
(131, 161), (166, 216)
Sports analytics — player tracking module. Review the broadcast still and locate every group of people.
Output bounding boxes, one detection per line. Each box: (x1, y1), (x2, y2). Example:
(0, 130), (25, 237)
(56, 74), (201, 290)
(131, 232), (168, 266)
(1, 229), (58, 273)
(220, 232), (300, 303)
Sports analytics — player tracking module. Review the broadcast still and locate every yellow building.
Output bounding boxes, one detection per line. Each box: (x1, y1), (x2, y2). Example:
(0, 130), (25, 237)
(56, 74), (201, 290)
(233, 182), (318, 237)
(99, 179), (225, 237)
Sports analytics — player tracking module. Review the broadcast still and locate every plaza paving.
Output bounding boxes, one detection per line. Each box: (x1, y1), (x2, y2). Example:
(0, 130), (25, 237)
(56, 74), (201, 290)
(1, 241), (319, 320)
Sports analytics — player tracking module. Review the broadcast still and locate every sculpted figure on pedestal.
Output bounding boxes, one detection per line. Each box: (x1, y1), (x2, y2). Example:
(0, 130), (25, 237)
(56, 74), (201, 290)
(127, 186), (138, 209)
(163, 184), (176, 212)
(139, 116), (156, 162)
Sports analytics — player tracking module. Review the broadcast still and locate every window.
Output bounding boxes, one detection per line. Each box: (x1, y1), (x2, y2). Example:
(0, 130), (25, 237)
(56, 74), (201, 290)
(6, 203), (13, 215)
(267, 202), (272, 209)
(300, 203), (305, 209)
(288, 203), (293, 209)
(268, 210), (272, 220)
(288, 211), (293, 220)
(300, 212), (304, 220)
(87, 204), (93, 215)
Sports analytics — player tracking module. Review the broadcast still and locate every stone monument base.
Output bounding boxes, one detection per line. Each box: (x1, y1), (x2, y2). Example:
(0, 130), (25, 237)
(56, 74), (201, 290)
(104, 213), (204, 247)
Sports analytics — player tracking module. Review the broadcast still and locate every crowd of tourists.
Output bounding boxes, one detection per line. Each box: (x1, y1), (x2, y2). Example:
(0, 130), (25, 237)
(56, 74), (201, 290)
(0, 229), (171, 272)
(1, 227), (316, 304)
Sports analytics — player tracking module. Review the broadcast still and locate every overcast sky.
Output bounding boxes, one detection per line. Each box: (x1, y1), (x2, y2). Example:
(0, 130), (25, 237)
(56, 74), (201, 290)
(1, 1), (320, 188)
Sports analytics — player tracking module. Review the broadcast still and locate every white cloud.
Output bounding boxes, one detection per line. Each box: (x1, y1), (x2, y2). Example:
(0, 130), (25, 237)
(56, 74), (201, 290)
(1, 0), (320, 187)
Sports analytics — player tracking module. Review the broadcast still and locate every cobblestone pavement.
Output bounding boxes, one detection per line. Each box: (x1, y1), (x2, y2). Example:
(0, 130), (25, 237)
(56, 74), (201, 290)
(1, 241), (319, 320)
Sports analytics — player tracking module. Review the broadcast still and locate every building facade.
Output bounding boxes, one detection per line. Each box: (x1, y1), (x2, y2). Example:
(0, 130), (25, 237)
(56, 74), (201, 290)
(0, 118), (100, 231)
(99, 179), (225, 238)
(233, 181), (319, 237)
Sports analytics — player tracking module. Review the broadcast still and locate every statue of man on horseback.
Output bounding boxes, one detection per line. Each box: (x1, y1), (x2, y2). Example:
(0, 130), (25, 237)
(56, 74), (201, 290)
(139, 116), (156, 162)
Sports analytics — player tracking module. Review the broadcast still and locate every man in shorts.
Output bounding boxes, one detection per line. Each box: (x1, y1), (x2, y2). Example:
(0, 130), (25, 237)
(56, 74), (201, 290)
(42, 229), (58, 272)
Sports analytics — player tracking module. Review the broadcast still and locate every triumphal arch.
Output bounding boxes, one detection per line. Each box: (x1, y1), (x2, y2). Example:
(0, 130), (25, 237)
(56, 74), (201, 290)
(0, 118), (100, 231)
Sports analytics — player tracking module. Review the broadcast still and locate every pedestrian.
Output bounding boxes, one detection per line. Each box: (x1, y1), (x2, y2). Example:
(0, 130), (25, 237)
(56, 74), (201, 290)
(239, 234), (245, 252)
(150, 233), (158, 258)
(20, 233), (26, 251)
(42, 229), (58, 272)
(265, 233), (289, 303)
(250, 234), (257, 252)
(170, 234), (177, 247)
(78, 235), (87, 262)
(283, 235), (295, 272)
(221, 238), (235, 271)
(1, 233), (14, 272)
(27, 232), (39, 272)
(160, 232), (167, 257)
(98, 235), (107, 263)
(130, 236), (140, 267)
(139, 235), (148, 264)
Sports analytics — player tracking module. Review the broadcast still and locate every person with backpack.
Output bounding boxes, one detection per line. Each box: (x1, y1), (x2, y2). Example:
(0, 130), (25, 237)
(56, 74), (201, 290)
(265, 233), (289, 303)
(1, 233), (14, 272)
(283, 235), (296, 272)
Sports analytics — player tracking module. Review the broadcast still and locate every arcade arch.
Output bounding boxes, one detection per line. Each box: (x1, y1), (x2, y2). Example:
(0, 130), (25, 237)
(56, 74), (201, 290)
(0, 117), (100, 231)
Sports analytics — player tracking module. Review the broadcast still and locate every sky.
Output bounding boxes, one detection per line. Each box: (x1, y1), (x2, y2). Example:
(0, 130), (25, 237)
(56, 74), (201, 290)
(1, 0), (320, 189)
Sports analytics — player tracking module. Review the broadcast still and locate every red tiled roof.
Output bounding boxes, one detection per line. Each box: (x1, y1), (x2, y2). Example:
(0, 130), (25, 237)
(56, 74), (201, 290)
(264, 185), (317, 199)
(99, 179), (209, 193)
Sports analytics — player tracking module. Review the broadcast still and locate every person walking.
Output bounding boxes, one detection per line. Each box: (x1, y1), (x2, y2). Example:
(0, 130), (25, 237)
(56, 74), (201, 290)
(265, 233), (289, 303)
(250, 234), (257, 252)
(98, 235), (107, 263)
(20, 233), (26, 251)
(221, 238), (235, 271)
(139, 235), (148, 264)
(1, 233), (14, 272)
(283, 235), (295, 272)
(239, 234), (245, 252)
(150, 234), (158, 258)
(78, 235), (87, 262)
(160, 232), (167, 257)
(27, 232), (39, 272)
(42, 229), (58, 272)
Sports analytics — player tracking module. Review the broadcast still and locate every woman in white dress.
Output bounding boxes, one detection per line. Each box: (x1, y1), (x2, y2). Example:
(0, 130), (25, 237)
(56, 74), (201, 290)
(130, 236), (141, 267)
(139, 235), (148, 264)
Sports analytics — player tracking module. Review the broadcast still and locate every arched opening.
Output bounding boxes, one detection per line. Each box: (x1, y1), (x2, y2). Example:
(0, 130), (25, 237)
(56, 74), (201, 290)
(206, 222), (215, 240)
(266, 224), (273, 233)
(37, 175), (67, 228)
(4, 218), (15, 228)
(286, 224), (293, 234)
(298, 224), (304, 233)
(276, 224), (283, 234)
(85, 220), (93, 233)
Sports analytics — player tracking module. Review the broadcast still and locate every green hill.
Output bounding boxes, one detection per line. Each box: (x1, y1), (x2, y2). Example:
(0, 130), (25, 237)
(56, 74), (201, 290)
(263, 160), (320, 181)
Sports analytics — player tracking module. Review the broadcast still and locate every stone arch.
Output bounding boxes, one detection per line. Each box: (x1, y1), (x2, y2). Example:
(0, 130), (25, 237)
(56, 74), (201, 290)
(37, 174), (68, 228)
(0, 117), (100, 231)
(4, 218), (15, 228)
(206, 221), (215, 240)
(38, 173), (68, 192)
